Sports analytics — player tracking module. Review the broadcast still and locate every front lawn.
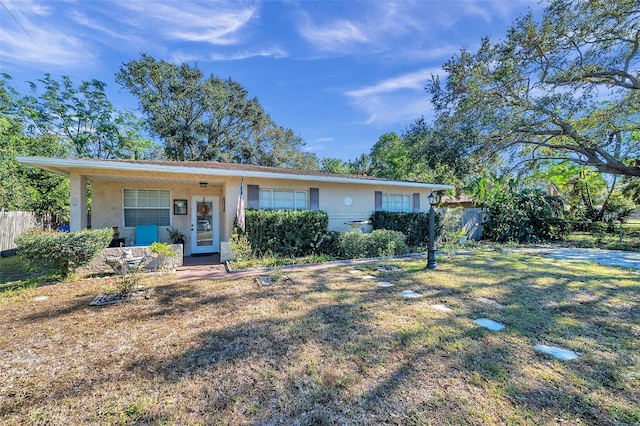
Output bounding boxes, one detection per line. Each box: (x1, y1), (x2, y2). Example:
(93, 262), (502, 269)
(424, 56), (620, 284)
(1, 250), (638, 424)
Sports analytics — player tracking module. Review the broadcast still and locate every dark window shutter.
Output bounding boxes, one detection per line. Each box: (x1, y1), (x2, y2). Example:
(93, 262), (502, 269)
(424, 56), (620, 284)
(413, 193), (420, 213)
(247, 184), (259, 209)
(374, 191), (382, 211)
(310, 188), (319, 210)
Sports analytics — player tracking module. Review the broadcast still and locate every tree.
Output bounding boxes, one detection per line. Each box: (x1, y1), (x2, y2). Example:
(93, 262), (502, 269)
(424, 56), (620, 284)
(402, 117), (486, 186)
(0, 75), (69, 217)
(252, 124), (319, 170)
(369, 132), (411, 180)
(117, 54), (317, 167)
(21, 74), (154, 159)
(320, 157), (348, 174)
(429, 0), (640, 177)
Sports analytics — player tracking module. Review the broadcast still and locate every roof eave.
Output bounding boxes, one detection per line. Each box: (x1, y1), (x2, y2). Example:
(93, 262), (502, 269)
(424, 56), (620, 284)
(16, 156), (455, 190)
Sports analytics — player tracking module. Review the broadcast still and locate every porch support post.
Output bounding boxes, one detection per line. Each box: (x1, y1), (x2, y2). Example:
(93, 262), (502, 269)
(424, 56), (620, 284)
(69, 171), (87, 231)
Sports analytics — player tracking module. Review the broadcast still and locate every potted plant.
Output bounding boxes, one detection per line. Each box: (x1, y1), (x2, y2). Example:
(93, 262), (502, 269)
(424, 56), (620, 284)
(167, 227), (186, 245)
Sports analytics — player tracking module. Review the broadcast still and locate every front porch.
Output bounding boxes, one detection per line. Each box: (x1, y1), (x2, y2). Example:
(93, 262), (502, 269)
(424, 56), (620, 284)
(182, 253), (221, 267)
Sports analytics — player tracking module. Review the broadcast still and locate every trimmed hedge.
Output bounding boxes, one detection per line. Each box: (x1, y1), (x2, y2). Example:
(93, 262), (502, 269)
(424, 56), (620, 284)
(245, 209), (331, 257)
(15, 228), (113, 278)
(369, 211), (443, 248)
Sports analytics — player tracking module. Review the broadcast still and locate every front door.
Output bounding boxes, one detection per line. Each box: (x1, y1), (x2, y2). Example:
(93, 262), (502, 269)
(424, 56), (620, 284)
(191, 196), (219, 254)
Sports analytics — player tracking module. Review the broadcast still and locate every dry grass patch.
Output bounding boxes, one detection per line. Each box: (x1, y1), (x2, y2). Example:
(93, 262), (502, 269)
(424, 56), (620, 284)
(1, 250), (639, 425)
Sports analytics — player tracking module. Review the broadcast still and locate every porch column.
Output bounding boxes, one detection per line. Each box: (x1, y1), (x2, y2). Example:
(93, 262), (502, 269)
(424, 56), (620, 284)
(69, 171), (88, 231)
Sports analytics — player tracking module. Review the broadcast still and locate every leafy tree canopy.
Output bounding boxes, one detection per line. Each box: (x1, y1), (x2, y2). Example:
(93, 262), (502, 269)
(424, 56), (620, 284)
(1, 75), (69, 217)
(429, 0), (640, 177)
(116, 53), (318, 168)
(21, 74), (155, 159)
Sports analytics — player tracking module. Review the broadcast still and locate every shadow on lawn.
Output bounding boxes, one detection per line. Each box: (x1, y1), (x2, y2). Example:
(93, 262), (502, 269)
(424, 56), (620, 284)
(119, 256), (639, 423)
(11, 255), (634, 424)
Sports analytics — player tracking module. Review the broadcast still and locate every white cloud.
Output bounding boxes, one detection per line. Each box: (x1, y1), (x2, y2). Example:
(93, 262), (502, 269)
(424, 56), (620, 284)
(346, 68), (436, 99)
(168, 46), (288, 64)
(298, 14), (368, 53)
(118, 1), (258, 45)
(69, 11), (138, 43)
(209, 47), (288, 61)
(345, 68), (443, 126)
(0, 1), (97, 69)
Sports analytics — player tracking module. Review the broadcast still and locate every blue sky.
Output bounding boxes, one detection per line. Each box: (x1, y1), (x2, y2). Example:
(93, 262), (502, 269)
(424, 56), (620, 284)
(1, 0), (541, 162)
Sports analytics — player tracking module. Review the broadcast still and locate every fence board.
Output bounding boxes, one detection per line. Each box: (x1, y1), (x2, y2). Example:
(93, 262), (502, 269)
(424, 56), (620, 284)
(0, 211), (64, 257)
(461, 208), (484, 240)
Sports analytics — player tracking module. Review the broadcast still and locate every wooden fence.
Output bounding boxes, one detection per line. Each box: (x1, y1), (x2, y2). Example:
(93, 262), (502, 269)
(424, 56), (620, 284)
(0, 211), (65, 257)
(461, 208), (484, 240)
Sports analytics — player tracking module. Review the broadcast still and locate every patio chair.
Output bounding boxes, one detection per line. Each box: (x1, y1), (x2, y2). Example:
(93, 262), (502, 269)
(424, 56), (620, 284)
(133, 224), (159, 246)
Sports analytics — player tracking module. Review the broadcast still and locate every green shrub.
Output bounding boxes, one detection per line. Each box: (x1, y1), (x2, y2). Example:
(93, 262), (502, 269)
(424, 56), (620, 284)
(229, 231), (253, 261)
(245, 209), (330, 257)
(483, 190), (570, 243)
(337, 231), (368, 259)
(369, 211), (443, 248)
(16, 228), (113, 278)
(338, 230), (408, 259)
(149, 242), (175, 257)
(150, 242), (175, 270)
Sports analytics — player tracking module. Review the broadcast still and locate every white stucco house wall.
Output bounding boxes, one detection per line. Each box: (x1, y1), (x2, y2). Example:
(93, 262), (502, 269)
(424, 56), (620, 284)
(17, 157), (453, 262)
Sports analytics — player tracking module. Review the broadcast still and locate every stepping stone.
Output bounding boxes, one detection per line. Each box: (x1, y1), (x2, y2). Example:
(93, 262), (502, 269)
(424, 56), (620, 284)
(400, 290), (423, 299)
(34, 296), (49, 302)
(348, 270), (361, 274)
(454, 250), (474, 255)
(255, 276), (273, 286)
(476, 297), (505, 309)
(533, 344), (578, 360)
(474, 318), (505, 331)
(377, 281), (394, 288)
(362, 275), (377, 280)
(430, 304), (452, 312)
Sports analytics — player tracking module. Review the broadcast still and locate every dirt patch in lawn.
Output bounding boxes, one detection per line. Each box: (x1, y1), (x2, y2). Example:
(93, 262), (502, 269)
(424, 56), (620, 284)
(1, 252), (639, 425)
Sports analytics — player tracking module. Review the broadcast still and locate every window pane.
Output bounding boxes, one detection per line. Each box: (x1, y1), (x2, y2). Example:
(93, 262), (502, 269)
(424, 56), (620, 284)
(382, 194), (389, 211)
(259, 190), (272, 209)
(383, 193), (411, 212)
(123, 189), (171, 227)
(123, 189), (136, 207)
(273, 191), (294, 209)
(295, 191), (307, 209)
(147, 190), (158, 208)
(158, 190), (170, 207)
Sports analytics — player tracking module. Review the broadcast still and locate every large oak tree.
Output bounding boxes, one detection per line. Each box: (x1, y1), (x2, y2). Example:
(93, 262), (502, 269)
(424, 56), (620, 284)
(429, 0), (640, 177)
(117, 54), (318, 168)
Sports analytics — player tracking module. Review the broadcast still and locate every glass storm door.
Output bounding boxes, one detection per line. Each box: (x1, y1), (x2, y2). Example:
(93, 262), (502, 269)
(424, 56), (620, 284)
(191, 196), (219, 254)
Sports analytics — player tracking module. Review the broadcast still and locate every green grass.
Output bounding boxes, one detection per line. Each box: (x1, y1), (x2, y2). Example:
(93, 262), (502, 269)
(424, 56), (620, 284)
(563, 226), (640, 251)
(0, 256), (55, 298)
(228, 252), (336, 270)
(1, 247), (638, 424)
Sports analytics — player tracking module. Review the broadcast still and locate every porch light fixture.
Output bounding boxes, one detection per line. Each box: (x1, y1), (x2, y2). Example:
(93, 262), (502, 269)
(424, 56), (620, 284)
(199, 182), (208, 188)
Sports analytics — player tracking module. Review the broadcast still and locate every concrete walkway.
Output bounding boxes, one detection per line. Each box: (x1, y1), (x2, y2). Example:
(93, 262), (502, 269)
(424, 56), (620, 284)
(530, 247), (640, 270)
(175, 254), (427, 282)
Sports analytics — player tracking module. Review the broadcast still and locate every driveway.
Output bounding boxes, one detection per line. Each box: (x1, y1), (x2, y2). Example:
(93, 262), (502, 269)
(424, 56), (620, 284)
(529, 247), (640, 270)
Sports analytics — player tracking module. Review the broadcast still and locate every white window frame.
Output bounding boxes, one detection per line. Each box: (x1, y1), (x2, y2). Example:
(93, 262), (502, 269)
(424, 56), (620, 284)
(123, 188), (172, 228)
(382, 193), (412, 213)
(259, 189), (308, 210)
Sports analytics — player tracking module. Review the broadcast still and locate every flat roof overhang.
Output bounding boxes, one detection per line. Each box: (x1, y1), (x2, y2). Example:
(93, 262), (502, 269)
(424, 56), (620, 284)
(16, 156), (455, 190)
